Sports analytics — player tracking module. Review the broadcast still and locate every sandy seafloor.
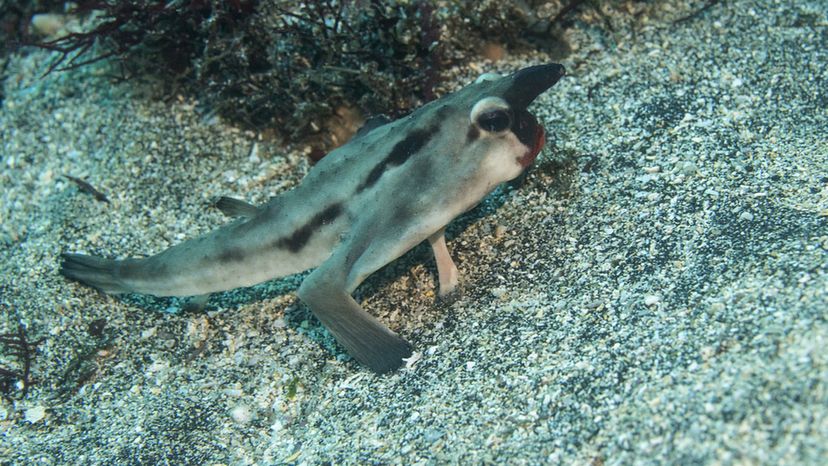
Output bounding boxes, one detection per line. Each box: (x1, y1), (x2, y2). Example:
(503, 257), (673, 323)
(1, 0), (826, 464)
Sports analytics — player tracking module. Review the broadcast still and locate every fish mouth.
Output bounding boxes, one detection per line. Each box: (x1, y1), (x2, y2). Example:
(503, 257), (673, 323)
(518, 124), (545, 168)
(497, 64), (561, 168)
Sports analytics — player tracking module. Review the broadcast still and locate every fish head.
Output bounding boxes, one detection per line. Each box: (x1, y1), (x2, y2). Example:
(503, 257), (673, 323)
(328, 64), (566, 203)
(431, 63), (566, 188)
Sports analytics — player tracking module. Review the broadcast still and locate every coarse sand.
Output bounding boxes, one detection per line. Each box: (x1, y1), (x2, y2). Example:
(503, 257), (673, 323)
(1, 0), (826, 464)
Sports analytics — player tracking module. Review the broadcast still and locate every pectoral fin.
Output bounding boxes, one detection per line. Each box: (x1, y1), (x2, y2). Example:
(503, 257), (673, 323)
(297, 224), (423, 373)
(353, 115), (391, 140)
(299, 275), (411, 373)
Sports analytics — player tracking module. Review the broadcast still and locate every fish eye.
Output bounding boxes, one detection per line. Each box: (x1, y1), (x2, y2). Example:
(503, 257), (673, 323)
(477, 109), (512, 133)
(470, 97), (512, 134)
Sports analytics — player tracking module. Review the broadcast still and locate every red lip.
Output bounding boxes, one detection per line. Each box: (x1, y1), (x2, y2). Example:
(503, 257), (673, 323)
(518, 125), (545, 168)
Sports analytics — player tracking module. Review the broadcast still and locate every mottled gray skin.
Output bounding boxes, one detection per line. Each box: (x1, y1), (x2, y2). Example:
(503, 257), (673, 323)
(61, 64), (565, 372)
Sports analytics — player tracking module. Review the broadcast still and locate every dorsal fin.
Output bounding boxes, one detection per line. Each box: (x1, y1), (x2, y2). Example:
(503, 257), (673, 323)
(353, 115), (391, 140)
(215, 196), (258, 218)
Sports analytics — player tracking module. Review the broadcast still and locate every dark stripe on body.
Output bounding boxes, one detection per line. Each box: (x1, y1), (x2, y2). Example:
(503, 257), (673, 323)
(218, 247), (246, 263)
(357, 125), (439, 192)
(220, 202), (343, 263)
(276, 203), (343, 253)
(216, 203), (343, 262)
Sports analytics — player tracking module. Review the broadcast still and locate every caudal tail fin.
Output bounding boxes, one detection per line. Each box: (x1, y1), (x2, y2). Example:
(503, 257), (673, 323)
(59, 253), (131, 294)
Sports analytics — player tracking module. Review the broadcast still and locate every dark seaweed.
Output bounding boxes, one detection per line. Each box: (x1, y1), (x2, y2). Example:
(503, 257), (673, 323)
(21, 1), (640, 145)
(64, 174), (110, 203)
(0, 322), (43, 400)
(32, 1), (257, 75)
(0, 0), (63, 57)
(673, 0), (721, 24)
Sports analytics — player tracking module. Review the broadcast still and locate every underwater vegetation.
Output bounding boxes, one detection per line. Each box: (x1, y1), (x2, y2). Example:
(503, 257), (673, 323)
(0, 320), (43, 400)
(63, 174), (111, 204)
(34, 0), (258, 76)
(9, 0), (613, 146)
(0, 0), (62, 56)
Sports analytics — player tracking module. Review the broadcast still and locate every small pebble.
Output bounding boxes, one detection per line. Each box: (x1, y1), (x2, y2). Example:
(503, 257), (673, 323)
(25, 405), (47, 424)
(424, 428), (444, 442)
(30, 14), (65, 37)
(679, 161), (698, 175)
(230, 405), (253, 424)
(644, 295), (661, 306)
